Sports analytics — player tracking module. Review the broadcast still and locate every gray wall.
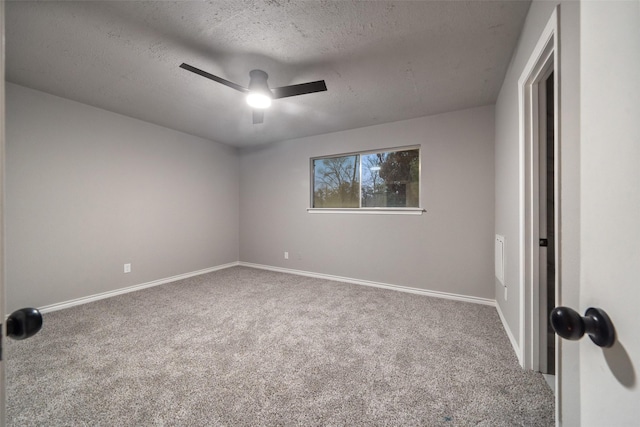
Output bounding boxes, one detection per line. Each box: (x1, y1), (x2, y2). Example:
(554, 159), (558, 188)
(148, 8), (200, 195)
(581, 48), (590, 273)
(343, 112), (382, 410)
(6, 83), (240, 311)
(495, 0), (559, 347)
(239, 105), (495, 300)
(494, 1), (581, 423)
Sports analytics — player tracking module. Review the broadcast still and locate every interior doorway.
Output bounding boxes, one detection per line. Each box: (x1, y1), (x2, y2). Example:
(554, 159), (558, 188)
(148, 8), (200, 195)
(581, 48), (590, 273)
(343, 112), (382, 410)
(518, 9), (559, 397)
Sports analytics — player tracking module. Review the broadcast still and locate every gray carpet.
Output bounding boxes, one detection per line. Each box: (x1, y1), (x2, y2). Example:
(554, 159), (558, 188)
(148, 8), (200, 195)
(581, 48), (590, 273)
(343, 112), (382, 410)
(6, 267), (554, 426)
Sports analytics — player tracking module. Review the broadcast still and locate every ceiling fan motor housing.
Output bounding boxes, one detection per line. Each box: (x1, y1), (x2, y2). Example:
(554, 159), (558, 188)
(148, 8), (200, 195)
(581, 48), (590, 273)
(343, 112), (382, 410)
(248, 70), (272, 96)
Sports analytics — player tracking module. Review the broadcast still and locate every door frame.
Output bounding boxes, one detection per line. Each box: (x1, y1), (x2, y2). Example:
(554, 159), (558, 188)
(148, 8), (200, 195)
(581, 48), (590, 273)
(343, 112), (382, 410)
(517, 4), (560, 420)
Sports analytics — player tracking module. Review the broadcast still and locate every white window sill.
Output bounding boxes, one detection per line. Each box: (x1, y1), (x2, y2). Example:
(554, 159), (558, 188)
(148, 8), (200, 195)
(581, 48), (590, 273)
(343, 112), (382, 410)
(307, 208), (425, 215)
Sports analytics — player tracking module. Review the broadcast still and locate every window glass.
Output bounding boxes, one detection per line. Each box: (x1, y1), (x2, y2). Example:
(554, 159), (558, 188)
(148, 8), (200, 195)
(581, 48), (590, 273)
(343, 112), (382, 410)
(312, 155), (360, 208)
(361, 149), (419, 208)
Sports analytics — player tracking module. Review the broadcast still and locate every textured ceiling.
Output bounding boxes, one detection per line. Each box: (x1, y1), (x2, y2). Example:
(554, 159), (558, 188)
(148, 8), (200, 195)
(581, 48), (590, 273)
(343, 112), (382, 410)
(6, 1), (531, 147)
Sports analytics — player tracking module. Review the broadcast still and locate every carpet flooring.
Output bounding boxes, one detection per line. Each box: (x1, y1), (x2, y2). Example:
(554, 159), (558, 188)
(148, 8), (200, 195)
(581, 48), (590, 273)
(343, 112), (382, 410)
(6, 267), (554, 426)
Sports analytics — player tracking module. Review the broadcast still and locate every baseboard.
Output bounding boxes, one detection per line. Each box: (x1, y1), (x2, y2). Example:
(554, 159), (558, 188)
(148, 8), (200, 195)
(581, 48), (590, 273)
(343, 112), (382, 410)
(38, 262), (240, 314)
(496, 301), (523, 366)
(239, 262), (496, 307)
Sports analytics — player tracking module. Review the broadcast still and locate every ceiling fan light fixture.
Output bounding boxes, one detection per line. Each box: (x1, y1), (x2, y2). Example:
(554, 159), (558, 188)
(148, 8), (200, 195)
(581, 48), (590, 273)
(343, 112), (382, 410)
(246, 69), (273, 109)
(246, 92), (272, 109)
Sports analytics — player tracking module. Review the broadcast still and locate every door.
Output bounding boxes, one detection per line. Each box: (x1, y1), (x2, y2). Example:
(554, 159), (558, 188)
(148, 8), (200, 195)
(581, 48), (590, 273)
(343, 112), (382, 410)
(578, 1), (639, 425)
(1, 2), (7, 424)
(1, 6), (44, 425)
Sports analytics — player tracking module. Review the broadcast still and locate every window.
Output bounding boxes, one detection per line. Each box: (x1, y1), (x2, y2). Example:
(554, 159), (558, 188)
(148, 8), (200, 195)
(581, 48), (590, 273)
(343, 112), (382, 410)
(311, 146), (420, 211)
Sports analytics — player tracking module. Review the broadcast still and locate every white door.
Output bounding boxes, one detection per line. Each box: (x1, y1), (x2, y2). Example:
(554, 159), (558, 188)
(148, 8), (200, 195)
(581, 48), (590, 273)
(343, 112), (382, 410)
(1, 2), (7, 425)
(578, 1), (639, 425)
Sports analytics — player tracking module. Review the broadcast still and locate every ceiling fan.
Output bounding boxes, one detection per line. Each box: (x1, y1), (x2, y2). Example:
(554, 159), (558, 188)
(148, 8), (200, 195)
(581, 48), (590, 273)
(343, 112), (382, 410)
(180, 63), (327, 124)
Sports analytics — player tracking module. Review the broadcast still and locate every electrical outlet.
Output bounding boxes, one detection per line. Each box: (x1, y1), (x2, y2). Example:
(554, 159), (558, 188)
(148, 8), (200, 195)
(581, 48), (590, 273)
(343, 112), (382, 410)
(124, 263), (131, 273)
(284, 252), (289, 260)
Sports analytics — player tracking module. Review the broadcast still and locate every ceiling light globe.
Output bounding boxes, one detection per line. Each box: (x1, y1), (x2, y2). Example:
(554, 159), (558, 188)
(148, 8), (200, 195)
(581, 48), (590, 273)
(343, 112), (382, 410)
(246, 92), (272, 109)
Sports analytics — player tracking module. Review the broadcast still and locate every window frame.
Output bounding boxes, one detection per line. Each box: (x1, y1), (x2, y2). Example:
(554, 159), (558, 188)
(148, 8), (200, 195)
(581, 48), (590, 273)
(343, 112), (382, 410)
(308, 145), (424, 215)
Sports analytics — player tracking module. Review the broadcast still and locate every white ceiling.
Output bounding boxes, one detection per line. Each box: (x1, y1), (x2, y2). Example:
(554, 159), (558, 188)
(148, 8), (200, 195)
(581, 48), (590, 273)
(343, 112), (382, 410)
(6, 1), (530, 148)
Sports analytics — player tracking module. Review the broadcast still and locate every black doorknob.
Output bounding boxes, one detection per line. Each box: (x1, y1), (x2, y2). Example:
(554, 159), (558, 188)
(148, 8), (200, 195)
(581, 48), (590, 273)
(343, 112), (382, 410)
(550, 306), (615, 348)
(6, 307), (43, 340)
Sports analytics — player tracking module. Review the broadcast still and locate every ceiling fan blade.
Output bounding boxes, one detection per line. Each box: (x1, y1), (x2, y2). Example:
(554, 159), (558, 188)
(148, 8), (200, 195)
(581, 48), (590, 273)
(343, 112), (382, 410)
(180, 63), (248, 93)
(272, 80), (327, 99)
(252, 110), (264, 124)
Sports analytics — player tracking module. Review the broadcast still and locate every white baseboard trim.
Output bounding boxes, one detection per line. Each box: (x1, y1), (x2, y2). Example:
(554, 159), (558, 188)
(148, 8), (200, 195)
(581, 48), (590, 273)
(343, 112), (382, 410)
(239, 262), (496, 307)
(496, 301), (523, 366)
(38, 262), (240, 314)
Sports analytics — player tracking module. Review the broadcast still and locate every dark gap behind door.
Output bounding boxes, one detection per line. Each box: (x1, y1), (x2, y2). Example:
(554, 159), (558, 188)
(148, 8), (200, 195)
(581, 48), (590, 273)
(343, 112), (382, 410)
(546, 72), (556, 374)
